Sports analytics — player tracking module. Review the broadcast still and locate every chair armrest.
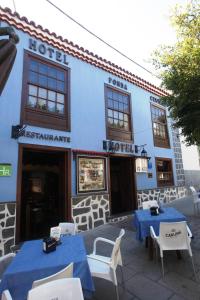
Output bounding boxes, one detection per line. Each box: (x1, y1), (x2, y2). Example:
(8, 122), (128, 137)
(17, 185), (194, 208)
(187, 225), (193, 238)
(87, 254), (110, 265)
(92, 237), (115, 254)
(150, 226), (158, 240)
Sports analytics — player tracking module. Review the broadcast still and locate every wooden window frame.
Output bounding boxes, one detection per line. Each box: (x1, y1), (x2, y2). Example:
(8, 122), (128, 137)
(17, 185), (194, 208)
(21, 50), (70, 131)
(155, 157), (174, 187)
(151, 103), (170, 148)
(105, 84), (133, 143)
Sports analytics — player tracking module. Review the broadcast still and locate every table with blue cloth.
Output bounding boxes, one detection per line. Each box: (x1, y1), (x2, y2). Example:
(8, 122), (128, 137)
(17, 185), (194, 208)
(0, 235), (94, 300)
(134, 207), (186, 259)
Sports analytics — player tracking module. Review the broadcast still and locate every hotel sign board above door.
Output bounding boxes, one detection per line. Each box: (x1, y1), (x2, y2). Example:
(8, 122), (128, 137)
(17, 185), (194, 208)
(0, 164), (12, 176)
(103, 140), (134, 154)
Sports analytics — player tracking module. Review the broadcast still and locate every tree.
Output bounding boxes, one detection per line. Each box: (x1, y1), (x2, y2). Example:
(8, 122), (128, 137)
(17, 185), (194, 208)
(152, 1), (200, 145)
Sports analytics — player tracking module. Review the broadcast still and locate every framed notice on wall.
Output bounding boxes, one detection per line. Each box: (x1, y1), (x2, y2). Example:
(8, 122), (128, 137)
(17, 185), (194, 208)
(77, 156), (107, 193)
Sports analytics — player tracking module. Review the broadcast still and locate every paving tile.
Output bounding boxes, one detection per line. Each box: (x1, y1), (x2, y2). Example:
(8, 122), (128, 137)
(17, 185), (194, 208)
(169, 293), (188, 300)
(159, 272), (200, 300)
(126, 274), (172, 300)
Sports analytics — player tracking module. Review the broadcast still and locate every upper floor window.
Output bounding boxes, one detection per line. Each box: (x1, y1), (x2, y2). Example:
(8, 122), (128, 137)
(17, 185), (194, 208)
(151, 104), (170, 148)
(21, 51), (70, 131)
(105, 86), (132, 142)
(156, 158), (174, 186)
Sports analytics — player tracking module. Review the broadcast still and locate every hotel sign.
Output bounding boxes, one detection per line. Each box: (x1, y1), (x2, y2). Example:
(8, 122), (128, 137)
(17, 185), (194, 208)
(103, 140), (134, 154)
(29, 38), (69, 65)
(0, 164), (12, 176)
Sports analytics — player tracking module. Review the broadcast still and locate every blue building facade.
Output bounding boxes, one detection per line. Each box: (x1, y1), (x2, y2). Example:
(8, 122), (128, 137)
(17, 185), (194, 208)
(0, 7), (185, 254)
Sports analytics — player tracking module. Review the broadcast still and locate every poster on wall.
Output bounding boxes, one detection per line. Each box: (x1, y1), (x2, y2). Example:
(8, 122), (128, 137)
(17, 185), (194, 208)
(77, 156), (107, 193)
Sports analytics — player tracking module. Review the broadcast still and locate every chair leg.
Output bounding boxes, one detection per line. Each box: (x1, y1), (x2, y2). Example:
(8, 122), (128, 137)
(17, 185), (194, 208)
(115, 285), (119, 300)
(161, 257), (165, 277)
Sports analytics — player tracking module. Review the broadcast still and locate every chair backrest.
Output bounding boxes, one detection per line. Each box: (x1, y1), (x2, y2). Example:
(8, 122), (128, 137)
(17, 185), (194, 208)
(189, 186), (199, 201)
(28, 278), (84, 300)
(32, 262), (73, 288)
(0, 253), (15, 278)
(158, 221), (190, 251)
(1, 290), (13, 300)
(142, 200), (158, 210)
(110, 229), (125, 269)
(59, 222), (76, 235)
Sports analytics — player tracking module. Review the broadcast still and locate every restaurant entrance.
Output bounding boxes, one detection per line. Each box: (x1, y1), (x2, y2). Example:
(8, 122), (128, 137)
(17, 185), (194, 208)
(18, 147), (70, 241)
(110, 156), (136, 215)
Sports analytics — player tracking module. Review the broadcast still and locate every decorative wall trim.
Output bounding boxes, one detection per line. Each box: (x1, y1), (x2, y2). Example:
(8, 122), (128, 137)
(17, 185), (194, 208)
(0, 203), (16, 255)
(71, 194), (110, 231)
(137, 186), (187, 208)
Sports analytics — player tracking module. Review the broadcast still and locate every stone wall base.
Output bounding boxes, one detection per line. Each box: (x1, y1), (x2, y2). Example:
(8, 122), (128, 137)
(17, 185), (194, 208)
(72, 194), (110, 232)
(137, 186), (187, 208)
(0, 203), (16, 255)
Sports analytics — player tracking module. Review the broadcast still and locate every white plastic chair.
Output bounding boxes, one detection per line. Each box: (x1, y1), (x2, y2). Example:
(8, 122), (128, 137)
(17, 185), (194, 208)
(189, 186), (200, 215)
(32, 262), (73, 288)
(87, 229), (125, 300)
(58, 222), (76, 235)
(1, 290), (13, 300)
(142, 200), (159, 210)
(28, 278), (84, 300)
(0, 253), (15, 282)
(150, 221), (196, 277)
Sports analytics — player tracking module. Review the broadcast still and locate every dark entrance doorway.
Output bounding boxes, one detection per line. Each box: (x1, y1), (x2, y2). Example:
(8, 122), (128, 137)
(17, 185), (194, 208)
(110, 156), (136, 215)
(20, 149), (67, 241)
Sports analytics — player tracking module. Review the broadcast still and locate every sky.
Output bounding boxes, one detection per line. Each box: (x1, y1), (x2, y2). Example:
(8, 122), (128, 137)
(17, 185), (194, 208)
(0, 0), (189, 86)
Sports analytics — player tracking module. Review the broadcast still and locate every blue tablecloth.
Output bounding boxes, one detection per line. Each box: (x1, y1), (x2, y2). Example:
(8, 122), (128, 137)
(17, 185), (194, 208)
(0, 235), (94, 300)
(134, 207), (186, 241)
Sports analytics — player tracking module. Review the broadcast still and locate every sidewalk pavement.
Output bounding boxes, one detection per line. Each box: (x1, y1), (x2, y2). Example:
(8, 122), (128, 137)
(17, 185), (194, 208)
(80, 196), (200, 300)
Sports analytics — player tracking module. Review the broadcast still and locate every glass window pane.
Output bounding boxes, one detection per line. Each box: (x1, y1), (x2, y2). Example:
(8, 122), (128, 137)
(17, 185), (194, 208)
(57, 81), (65, 92)
(48, 91), (56, 101)
(108, 99), (113, 108)
(114, 101), (118, 110)
(56, 103), (64, 114)
(114, 111), (118, 119)
(123, 95), (128, 104)
(119, 120), (123, 128)
(113, 92), (118, 101)
(108, 109), (113, 117)
(108, 117), (113, 125)
(38, 98), (46, 110)
(123, 104), (128, 112)
(48, 78), (57, 90)
(30, 60), (38, 72)
(48, 101), (55, 112)
(119, 102), (123, 111)
(57, 70), (65, 81)
(29, 85), (37, 96)
(29, 71), (37, 84)
(119, 112), (123, 120)
(124, 122), (129, 130)
(39, 74), (47, 87)
(38, 88), (47, 98)
(39, 63), (48, 75)
(113, 119), (119, 127)
(107, 90), (112, 99)
(124, 114), (128, 121)
(48, 67), (57, 78)
(57, 93), (64, 104)
(28, 96), (37, 108)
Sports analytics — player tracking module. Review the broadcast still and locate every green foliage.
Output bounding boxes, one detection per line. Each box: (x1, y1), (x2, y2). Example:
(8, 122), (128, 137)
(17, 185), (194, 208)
(152, 0), (200, 145)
